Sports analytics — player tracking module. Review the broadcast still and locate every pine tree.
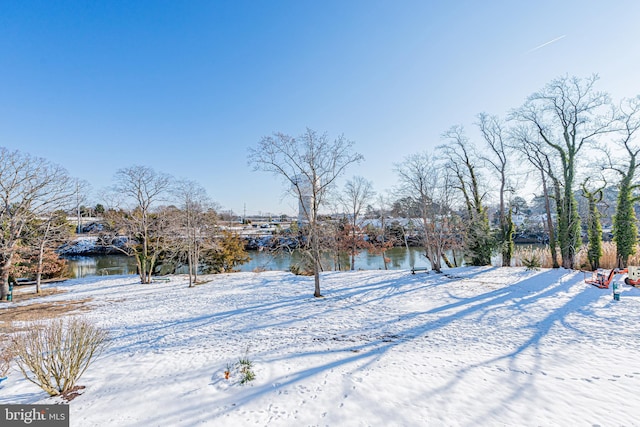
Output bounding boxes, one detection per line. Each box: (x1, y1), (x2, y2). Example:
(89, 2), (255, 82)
(465, 207), (493, 266)
(204, 231), (250, 273)
(582, 181), (604, 270)
(613, 180), (637, 268)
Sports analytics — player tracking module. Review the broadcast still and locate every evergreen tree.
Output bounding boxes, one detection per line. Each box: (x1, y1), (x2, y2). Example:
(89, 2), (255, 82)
(613, 179), (637, 268)
(465, 206), (494, 266)
(498, 207), (515, 267)
(203, 231), (250, 273)
(582, 181), (604, 270)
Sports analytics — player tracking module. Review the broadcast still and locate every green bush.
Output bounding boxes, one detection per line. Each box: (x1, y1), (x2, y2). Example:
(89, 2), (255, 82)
(522, 253), (542, 271)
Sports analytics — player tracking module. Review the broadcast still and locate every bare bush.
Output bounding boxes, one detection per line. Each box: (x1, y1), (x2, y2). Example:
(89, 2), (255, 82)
(12, 318), (108, 396)
(0, 341), (12, 377)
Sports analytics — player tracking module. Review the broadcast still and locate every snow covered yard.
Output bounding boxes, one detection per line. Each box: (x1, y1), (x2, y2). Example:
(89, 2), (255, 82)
(1, 267), (639, 426)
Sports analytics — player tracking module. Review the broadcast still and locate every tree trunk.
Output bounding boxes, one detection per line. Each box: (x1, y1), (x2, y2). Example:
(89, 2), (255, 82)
(193, 241), (200, 285)
(442, 252), (454, 268)
(1, 266), (10, 301)
(541, 171), (559, 268)
(36, 243), (46, 294)
(312, 222), (322, 297)
(1, 248), (16, 300)
(187, 248), (193, 287)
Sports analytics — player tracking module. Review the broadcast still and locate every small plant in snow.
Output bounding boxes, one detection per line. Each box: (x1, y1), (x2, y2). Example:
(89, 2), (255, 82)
(237, 356), (255, 385)
(522, 253), (542, 271)
(223, 349), (256, 385)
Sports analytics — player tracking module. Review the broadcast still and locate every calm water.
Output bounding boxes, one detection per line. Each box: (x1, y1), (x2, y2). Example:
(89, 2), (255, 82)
(65, 247), (434, 278)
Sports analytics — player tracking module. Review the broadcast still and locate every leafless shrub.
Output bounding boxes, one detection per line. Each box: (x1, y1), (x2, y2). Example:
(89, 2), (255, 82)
(12, 318), (108, 396)
(0, 341), (12, 377)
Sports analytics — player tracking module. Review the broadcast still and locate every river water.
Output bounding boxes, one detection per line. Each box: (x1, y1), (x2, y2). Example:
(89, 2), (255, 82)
(64, 247), (434, 279)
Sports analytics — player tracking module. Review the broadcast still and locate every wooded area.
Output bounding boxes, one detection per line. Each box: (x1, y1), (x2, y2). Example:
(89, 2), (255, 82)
(2, 74), (640, 299)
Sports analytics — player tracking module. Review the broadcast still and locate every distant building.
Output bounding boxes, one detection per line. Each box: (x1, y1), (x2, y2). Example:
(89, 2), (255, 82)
(292, 174), (317, 224)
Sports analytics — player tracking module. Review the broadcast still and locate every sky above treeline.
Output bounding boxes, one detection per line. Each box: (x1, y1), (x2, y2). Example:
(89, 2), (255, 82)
(2, 1), (640, 216)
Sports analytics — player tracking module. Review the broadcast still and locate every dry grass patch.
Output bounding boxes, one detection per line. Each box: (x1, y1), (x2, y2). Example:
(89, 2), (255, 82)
(9, 286), (66, 303)
(0, 294), (93, 335)
(513, 242), (640, 270)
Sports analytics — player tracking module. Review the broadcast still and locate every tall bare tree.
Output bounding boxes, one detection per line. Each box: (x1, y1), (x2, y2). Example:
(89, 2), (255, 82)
(173, 179), (214, 287)
(610, 96), (640, 267)
(512, 75), (614, 268)
(440, 126), (493, 266)
(74, 179), (91, 234)
(341, 176), (375, 270)
(249, 128), (363, 297)
(0, 148), (75, 300)
(103, 165), (172, 284)
(512, 127), (561, 268)
(395, 152), (456, 272)
(478, 113), (515, 266)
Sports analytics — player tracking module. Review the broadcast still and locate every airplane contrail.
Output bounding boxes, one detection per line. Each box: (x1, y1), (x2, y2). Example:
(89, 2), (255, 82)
(527, 35), (566, 53)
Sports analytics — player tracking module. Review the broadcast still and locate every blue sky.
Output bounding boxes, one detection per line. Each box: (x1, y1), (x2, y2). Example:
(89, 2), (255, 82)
(2, 1), (640, 216)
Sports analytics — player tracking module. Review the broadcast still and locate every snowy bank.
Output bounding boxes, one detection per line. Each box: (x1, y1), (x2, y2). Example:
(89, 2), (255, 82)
(1, 267), (639, 426)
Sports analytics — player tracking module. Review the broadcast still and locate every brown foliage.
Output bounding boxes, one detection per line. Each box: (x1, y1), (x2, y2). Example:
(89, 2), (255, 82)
(10, 247), (68, 280)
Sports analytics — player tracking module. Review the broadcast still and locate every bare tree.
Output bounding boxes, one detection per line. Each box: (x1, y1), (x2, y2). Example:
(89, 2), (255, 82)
(478, 113), (515, 266)
(0, 148), (74, 300)
(512, 75), (615, 268)
(440, 126), (493, 266)
(173, 179), (215, 287)
(249, 128), (363, 297)
(395, 152), (456, 272)
(26, 210), (74, 293)
(609, 96), (640, 267)
(511, 127), (561, 268)
(341, 176), (375, 270)
(74, 179), (91, 234)
(373, 193), (395, 270)
(103, 165), (172, 284)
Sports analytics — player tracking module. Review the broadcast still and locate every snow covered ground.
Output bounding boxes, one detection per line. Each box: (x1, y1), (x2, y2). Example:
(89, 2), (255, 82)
(2, 267), (640, 426)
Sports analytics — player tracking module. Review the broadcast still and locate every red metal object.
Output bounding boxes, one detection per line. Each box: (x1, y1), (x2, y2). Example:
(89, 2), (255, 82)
(624, 276), (640, 288)
(585, 268), (628, 289)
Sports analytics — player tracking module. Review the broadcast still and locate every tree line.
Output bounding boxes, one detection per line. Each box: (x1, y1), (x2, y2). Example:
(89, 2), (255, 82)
(251, 75), (640, 296)
(0, 157), (249, 300)
(2, 74), (640, 300)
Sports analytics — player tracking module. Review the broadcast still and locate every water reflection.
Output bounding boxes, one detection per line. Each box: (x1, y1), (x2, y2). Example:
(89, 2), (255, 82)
(65, 247), (434, 279)
(65, 255), (138, 278)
